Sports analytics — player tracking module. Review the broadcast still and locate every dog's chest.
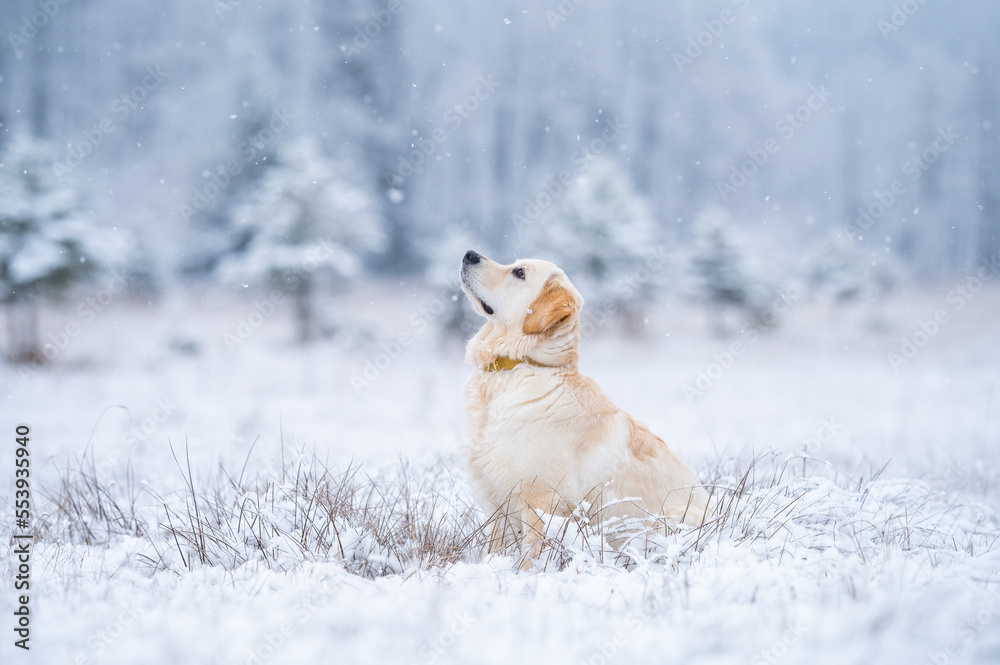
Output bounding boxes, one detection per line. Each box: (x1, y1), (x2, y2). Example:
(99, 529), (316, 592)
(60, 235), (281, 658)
(463, 370), (627, 496)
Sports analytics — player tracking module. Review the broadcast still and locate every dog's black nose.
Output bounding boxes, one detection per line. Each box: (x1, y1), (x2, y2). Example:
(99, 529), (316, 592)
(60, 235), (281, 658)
(463, 250), (481, 265)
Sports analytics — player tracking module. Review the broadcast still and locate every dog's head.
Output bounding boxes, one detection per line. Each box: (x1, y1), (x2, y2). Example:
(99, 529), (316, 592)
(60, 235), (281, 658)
(460, 250), (583, 367)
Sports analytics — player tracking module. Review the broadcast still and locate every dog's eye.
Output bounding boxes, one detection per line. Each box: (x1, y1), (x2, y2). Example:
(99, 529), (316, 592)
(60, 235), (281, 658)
(512, 267), (525, 280)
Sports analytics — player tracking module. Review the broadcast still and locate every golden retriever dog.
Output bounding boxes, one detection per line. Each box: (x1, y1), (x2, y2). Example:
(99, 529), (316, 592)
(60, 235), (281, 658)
(460, 250), (711, 566)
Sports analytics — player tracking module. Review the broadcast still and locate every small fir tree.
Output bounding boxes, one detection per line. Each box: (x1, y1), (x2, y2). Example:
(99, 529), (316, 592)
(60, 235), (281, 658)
(688, 208), (758, 308)
(686, 208), (773, 334)
(0, 134), (120, 363)
(217, 138), (386, 342)
(806, 229), (901, 301)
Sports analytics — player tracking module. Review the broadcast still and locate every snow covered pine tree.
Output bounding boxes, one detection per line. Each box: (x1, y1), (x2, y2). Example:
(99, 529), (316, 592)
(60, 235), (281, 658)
(0, 134), (120, 363)
(687, 207), (769, 334)
(217, 138), (386, 343)
(805, 229), (901, 302)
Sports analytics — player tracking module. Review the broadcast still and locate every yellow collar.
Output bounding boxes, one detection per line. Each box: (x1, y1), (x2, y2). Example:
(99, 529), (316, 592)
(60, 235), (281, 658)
(483, 356), (550, 372)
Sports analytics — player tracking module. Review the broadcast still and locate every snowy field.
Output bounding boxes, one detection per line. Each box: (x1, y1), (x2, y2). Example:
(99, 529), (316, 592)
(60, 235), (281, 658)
(2, 282), (1000, 664)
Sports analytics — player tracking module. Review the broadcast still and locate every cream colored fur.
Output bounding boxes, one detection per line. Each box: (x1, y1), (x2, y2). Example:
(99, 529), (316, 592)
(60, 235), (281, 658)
(460, 252), (711, 567)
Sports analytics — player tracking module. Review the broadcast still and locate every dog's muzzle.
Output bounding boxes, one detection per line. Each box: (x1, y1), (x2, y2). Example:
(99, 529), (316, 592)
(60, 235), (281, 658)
(460, 250), (493, 315)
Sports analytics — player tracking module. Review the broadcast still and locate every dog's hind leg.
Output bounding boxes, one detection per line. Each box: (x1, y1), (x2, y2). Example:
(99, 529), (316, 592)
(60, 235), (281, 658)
(486, 513), (522, 554)
(484, 494), (526, 555)
(519, 507), (546, 571)
(518, 485), (564, 571)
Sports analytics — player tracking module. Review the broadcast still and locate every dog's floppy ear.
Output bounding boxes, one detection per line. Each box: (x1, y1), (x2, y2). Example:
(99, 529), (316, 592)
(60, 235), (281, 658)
(523, 277), (579, 335)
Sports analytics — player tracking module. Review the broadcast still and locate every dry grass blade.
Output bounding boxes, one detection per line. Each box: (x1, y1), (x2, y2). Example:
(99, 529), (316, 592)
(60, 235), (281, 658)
(29, 447), (999, 579)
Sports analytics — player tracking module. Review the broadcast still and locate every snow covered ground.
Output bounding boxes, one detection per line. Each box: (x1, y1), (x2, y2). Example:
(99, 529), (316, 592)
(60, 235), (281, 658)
(2, 282), (999, 664)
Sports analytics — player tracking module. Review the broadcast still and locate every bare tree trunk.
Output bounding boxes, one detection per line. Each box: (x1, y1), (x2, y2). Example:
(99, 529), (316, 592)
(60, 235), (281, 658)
(0, 46), (6, 152)
(840, 111), (861, 232)
(3, 304), (13, 361)
(294, 278), (313, 343)
(978, 58), (1000, 263)
(5, 301), (42, 364)
(30, 18), (51, 139)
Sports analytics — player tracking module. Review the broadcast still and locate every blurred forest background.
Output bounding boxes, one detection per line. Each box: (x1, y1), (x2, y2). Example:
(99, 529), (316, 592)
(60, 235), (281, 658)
(1, 0), (998, 359)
